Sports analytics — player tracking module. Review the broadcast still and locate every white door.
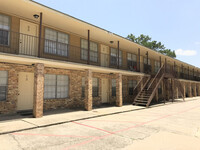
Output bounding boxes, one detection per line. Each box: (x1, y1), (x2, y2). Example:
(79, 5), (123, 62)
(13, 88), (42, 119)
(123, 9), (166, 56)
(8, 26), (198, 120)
(101, 78), (109, 103)
(19, 20), (38, 56)
(101, 45), (109, 67)
(17, 72), (34, 111)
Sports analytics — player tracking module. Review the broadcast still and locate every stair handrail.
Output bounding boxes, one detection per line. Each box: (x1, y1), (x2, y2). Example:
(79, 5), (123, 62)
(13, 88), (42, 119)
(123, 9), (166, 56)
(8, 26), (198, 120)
(147, 64), (165, 90)
(132, 76), (151, 104)
(146, 73), (165, 107)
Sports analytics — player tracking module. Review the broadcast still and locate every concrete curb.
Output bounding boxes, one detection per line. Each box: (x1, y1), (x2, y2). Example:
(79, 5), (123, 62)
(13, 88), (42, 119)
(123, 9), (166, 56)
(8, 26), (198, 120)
(0, 107), (145, 135)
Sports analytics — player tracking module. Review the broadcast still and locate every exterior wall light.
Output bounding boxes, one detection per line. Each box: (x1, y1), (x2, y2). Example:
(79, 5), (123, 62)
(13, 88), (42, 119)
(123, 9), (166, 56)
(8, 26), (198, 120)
(33, 14), (39, 19)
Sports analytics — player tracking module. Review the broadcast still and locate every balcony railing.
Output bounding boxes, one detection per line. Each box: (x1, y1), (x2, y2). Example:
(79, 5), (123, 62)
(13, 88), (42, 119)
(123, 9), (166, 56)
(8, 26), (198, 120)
(0, 29), (200, 82)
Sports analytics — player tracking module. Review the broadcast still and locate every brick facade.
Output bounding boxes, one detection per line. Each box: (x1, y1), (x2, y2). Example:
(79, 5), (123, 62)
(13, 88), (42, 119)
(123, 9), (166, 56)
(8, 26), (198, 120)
(33, 63), (44, 118)
(0, 62), (199, 115)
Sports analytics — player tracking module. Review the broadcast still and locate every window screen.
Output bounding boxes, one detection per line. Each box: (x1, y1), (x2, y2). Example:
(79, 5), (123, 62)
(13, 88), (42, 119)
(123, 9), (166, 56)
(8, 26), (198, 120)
(82, 77), (85, 97)
(110, 48), (122, 66)
(44, 28), (69, 56)
(57, 75), (69, 98)
(44, 74), (56, 99)
(0, 14), (10, 45)
(44, 74), (69, 99)
(92, 78), (99, 97)
(81, 39), (98, 62)
(127, 53), (137, 71)
(0, 71), (8, 101)
(111, 79), (116, 96)
(154, 61), (160, 73)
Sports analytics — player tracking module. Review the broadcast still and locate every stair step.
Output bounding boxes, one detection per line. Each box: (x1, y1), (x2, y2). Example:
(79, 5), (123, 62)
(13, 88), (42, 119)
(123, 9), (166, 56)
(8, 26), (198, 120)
(139, 94), (151, 96)
(135, 100), (148, 103)
(134, 102), (147, 106)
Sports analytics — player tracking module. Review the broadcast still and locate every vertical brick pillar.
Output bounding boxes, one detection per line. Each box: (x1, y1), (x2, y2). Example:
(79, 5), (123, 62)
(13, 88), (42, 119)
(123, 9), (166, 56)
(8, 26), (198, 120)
(188, 82), (192, 97)
(176, 81), (179, 99)
(85, 69), (92, 111)
(198, 84), (200, 96)
(156, 89), (159, 102)
(183, 82), (186, 98)
(171, 79), (175, 102)
(116, 73), (123, 107)
(194, 83), (197, 97)
(33, 63), (44, 118)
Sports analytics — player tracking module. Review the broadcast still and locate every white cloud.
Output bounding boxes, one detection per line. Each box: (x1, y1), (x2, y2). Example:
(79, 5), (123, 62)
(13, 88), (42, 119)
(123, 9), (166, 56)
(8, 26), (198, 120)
(175, 49), (197, 56)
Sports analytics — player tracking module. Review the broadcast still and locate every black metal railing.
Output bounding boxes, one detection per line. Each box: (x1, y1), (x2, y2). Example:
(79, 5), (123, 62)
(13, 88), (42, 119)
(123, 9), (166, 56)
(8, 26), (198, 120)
(0, 29), (200, 82)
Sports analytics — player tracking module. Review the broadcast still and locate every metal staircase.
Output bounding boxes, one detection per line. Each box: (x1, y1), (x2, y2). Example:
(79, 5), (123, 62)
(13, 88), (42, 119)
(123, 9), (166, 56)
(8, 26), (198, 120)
(133, 65), (165, 107)
(133, 64), (185, 107)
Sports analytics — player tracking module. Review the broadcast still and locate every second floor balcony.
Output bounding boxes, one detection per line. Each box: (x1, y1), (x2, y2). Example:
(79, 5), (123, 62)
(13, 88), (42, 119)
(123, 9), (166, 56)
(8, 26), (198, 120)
(0, 29), (200, 82)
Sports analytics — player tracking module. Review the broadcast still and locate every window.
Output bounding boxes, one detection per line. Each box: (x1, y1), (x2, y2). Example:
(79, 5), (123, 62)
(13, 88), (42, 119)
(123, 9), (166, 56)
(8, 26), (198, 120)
(144, 58), (151, 73)
(111, 79), (116, 96)
(81, 39), (98, 62)
(0, 71), (8, 101)
(127, 53), (137, 71)
(128, 80), (137, 95)
(82, 77), (85, 97)
(0, 14), (10, 46)
(44, 74), (69, 99)
(154, 61), (160, 73)
(144, 58), (151, 65)
(110, 48), (122, 66)
(92, 78), (99, 97)
(45, 28), (69, 56)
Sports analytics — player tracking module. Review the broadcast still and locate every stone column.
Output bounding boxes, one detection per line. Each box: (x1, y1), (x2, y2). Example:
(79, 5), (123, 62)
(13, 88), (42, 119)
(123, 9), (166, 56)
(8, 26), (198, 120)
(188, 82), (192, 97)
(163, 79), (167, 103)
(85, 69), (92, 111)
(116, 73), (123, 107)
(176, 86), (179, 99)
(171, 79), (175, 102)
(198, 84), (200, 96)
(193, 83), (197, 97)
(33, 63), (44, 118)
(183, 82), (186, 98)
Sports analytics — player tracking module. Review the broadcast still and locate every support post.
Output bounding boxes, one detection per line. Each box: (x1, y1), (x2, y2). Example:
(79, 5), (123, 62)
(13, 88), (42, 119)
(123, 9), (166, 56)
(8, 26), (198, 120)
(159, 56), (161, 68)
(116, 73), (122, 107)
(33, 63), (44, 118)
(188, 66), (189, 80)
(38, 12), (43, 57)
(198, 84), (200, 96)
(87, 30), (90, 64)
(85, 69), (92, 110)
(183, 82), (186, 98)
(188, 82), (192, 97)
(117, 41), (120, 69)
(171, 79), (174, 102)
(138, 48), (140, 72)
(194, 83), (197, 97)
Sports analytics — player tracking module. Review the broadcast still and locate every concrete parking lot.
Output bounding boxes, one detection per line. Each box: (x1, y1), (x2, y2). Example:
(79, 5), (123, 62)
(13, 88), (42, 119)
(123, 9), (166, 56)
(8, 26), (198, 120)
(1, 98), (200, 150)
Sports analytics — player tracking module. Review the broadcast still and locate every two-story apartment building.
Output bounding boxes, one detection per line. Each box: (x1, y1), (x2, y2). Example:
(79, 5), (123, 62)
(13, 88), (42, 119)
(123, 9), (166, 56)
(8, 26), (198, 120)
(0, 0), (200, 118)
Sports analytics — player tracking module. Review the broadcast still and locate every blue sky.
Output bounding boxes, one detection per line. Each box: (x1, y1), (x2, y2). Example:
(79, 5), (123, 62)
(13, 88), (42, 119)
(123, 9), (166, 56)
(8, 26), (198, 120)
(34, 0), (200, 68)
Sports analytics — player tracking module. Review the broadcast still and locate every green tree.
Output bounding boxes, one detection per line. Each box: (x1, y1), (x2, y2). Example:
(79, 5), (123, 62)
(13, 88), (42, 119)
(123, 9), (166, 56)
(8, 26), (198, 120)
(127, 34), (176, 58)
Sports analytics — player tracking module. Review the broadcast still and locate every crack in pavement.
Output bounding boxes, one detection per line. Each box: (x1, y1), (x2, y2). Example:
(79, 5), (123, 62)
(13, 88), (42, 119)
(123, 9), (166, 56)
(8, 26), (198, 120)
(21, 119), (39, 127)
(9, 134), (25, 150)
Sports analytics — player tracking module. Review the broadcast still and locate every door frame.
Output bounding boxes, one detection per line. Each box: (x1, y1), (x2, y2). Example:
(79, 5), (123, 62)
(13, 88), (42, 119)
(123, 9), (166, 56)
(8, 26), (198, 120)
(19, 19), (39, 55)
(101, 78), (109, 103)
(17, 72), (34, 111)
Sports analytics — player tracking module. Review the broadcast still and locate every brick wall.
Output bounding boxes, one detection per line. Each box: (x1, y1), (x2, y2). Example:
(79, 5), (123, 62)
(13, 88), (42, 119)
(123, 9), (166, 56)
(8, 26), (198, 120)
(0, 63), (34, 114)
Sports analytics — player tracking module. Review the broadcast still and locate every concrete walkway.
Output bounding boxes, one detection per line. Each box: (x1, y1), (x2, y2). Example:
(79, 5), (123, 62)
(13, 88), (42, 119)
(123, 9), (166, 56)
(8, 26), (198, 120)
(0, 97), (197, 135)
